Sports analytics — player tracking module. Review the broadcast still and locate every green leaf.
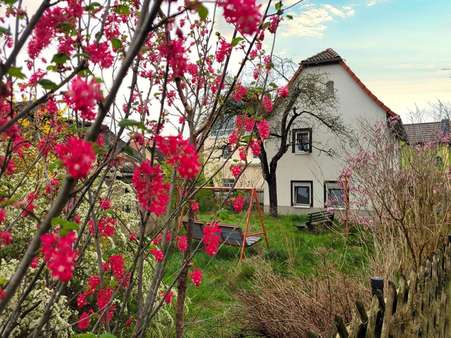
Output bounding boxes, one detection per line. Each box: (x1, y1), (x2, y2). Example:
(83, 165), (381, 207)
(84, 2), (102, 11)
(114, 4), (130, 15)
(197, 4), (208, 21)
(286, 14), (293, 20)
(2, 0), (17, 5)
(7, 66), (26, 79)
(71, 334), (96, 338)
(275, 1), (283, 11)
(0, 26), (10, 35)
(231, 37), (243, 47)
(111, 38), (122, 50)
(51, 217), (79, 236)
(52, 53), (69, 65)
(99, 334), (117, 338)
(118, 118), (145, 130)
(38, 79), (58, 91)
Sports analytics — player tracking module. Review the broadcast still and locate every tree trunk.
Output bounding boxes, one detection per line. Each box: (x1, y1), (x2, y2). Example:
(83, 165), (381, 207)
(175, 210), (193, 338)
(267, 173), (278, 217)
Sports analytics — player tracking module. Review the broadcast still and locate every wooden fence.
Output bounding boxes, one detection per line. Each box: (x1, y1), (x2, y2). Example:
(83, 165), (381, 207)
(311, 238), (451, 338)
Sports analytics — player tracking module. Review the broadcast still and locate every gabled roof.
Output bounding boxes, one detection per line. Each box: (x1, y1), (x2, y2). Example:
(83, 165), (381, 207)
(281, 48), (398, 119)
(300, 48), (342, 67)
(403, 120), (450, 145)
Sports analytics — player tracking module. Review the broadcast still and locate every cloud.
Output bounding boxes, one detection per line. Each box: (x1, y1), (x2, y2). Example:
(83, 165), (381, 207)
(367, 0), (386, 6)
(281, 4), (355, 38)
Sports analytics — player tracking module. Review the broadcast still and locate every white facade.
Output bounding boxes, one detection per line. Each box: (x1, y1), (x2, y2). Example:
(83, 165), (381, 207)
(264, 60), (392, 214)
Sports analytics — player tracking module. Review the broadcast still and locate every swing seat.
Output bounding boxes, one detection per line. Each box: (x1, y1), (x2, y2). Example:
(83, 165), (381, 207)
(184, 221), (262, 248)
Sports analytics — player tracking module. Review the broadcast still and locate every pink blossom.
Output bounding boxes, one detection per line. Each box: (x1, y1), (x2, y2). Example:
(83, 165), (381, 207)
(86, 42), (114, 68)
(0, 208), (6, 223)
(216, 39), (232, 63)
(230, 164), (242, 178)
(202, 221), (222, 256)
(78, 310), (91, 331)
(233, 195), (245, 212)
(191, 268), (203, 287)
(150, 247), (164, 262)
(96, 287), (113, 311)
(132, 161), (170, 216)
(176, 235), (188, 252)
(99, 198), (112, 210)
(219, 0), (262, 35)
(250, 139), (261, 156)
(0, 231), (12, 246)
(262, 95), (273, 113)
(55, 137), (96, 179)
(269, 16), (280, 33)
(163, 290), (175, 304)
(65, 76), (102, 120)
(233, 84), (248, 102)
(191, 200), (200, 212)
(257, 120), (270, 139)
(40, 230), (78, 282)
(277, 85), (289, 98)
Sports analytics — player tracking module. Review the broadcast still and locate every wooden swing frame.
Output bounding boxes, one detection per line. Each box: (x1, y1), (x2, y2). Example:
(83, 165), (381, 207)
(180, 186), (269, 261)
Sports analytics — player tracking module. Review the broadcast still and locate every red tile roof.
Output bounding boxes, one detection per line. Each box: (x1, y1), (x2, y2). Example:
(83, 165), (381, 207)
(300, 48), (342, 67)
(403, 120), (451, 145)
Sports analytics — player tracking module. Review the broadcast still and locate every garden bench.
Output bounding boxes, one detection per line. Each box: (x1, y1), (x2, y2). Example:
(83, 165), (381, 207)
(297, 210), (334, 231)
(184, 221), (262, 248)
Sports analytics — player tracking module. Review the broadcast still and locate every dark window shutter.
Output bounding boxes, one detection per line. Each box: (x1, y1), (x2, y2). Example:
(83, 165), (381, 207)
(309, 129), (312, 153)
(292, 130), (296, 153)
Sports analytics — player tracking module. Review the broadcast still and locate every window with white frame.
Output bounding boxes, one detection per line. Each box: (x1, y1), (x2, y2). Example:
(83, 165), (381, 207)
(291, 181), (312, 207)
(222, 178), (235, 188)
(211, 115), (235, 137)
(324, 181), (344, 208)
(292, 128), (312, 153)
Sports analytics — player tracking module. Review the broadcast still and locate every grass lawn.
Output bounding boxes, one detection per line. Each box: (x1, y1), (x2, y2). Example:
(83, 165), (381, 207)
(164, 211), (370, 337)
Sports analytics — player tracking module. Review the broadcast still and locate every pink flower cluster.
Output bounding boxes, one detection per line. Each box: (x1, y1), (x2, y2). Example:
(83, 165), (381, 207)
(40, 230), (78, 282)
(278, 85), (289, 98)
(191, 268), (203, 287)
(86, 42), (114, 68)
(230, 164), (242, 178)
(150, 247), (164, 262)
(65, 76), (102, 120)
(216, 39), (232, 63)
(202, 221), (222, 256)
(177, 235), (188, 252)
(0, 231), (12, 246)
(233, 195), (245, 213)
(220, 0), (262, 35)
(104, 254), (127, 285)
(158, 39), (188, 78)
(233, 84), (248, 102)
(88, 216), (116, 237)
(262, 95), (273, 113)
(132, 161), (170, 216)
(257, 120), (270, 139)
(55, 137), (96, 179)
(250, 139), (261, 156)
(156, 135), (201, 179)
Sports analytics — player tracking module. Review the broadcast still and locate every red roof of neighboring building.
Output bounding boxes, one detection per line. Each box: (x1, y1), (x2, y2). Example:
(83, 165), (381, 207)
(281, 48), (398, 119)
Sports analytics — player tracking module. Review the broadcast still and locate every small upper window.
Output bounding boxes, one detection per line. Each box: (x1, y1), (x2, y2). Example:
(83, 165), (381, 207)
(291, 181), (312, 207)
(292, 128), (312, 154)
(324, 181), (344, 208)
(222, 178), (235, 188)
(222, 145), (232, 159)
(326, 81), (334, 96)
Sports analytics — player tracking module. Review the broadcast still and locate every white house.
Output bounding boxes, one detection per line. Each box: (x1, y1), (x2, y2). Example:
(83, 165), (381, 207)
(263, 48), (400, 214)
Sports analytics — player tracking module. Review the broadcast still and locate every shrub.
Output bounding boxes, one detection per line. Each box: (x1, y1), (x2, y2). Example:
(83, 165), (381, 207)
(237, 262), (369, 337)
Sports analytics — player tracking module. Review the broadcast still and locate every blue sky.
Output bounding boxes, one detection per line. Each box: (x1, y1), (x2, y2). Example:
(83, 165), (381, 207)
(275, 0), (451, 120)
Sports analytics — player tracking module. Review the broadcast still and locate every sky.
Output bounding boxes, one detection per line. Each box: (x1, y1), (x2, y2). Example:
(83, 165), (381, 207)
(274, 0), (451, 121)
(17, 0), (451, 122)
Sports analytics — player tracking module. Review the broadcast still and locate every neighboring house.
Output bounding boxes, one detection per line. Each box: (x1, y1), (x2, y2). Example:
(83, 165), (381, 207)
(203, 116), (264, 190)
(264, 48), (401, 214)
(403, 119), (451, 167)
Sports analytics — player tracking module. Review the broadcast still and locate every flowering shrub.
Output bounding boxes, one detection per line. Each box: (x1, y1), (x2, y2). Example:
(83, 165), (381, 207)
(0, 0), (293, 336)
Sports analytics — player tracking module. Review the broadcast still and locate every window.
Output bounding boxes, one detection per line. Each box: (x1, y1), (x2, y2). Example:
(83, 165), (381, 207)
(222, 178), (235, 188)
(222, 145), (232, 159)
(291, 181), (313, 207)
(324, 181), (344, 208)
(211, 115), (235, 137)
(292, 128), (312, 153)
(326, 80), (334, 96)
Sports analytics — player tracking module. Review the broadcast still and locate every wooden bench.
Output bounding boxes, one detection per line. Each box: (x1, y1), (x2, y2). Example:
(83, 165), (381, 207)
(297, 210), (334, 231)
(184, 221), (262, 248)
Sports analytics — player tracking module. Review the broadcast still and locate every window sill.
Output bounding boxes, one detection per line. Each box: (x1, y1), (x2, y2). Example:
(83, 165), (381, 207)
(292, 205), (311, 209)
(294, 152), (311, 155)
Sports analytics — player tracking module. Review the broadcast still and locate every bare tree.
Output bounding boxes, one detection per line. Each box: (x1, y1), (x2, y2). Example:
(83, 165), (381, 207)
(258, 72), (348, 217)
